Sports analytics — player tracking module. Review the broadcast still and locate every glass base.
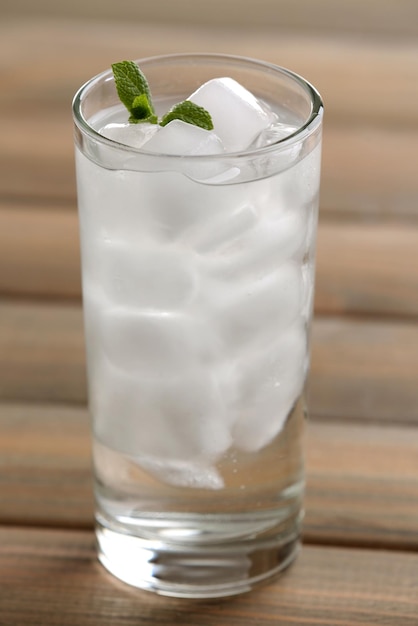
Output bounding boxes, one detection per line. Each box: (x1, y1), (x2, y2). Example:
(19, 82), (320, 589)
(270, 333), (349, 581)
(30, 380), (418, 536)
(96, 514), (301, 598)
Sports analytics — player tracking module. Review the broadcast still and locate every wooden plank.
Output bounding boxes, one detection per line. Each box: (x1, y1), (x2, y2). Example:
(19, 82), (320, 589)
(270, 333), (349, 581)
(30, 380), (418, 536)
(0, 204), (81, 299)
(310, 317), (418, 424)
(0, 117), (76, 204)
(0, 527), (417, 625)
(3, 0), (418, 39)
(0, 301), (86, 404)
(3, 205), (418, 317)
(1, 18), (417, 126)
(315, 222), (418, 317)
(1, 403), (417, 550)
(320, 126), (418, 221)
(1, 301), (418, 423)
(305, 421), (418, 550)
(0, 403), (92, 528)
(3, 123), (418, 219)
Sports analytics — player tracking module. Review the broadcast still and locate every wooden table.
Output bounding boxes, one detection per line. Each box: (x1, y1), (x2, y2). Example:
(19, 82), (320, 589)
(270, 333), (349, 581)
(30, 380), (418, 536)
(1, 15), (418, 625)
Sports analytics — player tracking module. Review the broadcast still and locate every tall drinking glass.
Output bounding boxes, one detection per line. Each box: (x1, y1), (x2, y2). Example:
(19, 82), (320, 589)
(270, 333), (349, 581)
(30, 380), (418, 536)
(73, 53), (323, 598)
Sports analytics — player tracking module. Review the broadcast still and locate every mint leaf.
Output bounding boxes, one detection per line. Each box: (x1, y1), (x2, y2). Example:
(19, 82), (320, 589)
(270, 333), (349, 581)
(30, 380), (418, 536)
(111, 61), (214, 130)
(129, 113), (159, 124)
(160, 101), (214, 130)
(111, 61), (155, 119)
(128, 94), (158, 124)
(131, 94), (154, 118)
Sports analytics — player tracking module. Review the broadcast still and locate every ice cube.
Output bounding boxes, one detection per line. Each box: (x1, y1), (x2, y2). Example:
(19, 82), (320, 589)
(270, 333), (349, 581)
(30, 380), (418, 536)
(206, 208), (307, 281)
(138, 168), (250, 242)
(142, 119), (224, 156)
(76, 150), (156, 244)
(94, 119), (226, 179)
(95, 240), (198, 310)
(184, 203), (259, 254)
(189, 77), (277, 152)
(215, 262), (303, 353)
(132, 170), (201, 242)
(91, 362), (232, 488)
(279, 142), (322, 208)
(232, 324), (307, 452)
(92, 364), (231, 458)
(137, 120), (228, 182)
(100, 308), (220, 374)
(247, 121), (303, 177)
(251, 122), (300, 148)
(99, 122), (159, 149)
(138, 457), (225, 490)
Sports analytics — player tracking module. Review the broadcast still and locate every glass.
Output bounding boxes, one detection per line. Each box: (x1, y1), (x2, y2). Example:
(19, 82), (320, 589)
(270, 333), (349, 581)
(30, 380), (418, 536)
(72, 53), (323, 598)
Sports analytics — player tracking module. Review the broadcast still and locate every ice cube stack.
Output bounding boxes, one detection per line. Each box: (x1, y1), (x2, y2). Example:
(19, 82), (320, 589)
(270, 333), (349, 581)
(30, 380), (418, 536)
(80, 77), (316, 489)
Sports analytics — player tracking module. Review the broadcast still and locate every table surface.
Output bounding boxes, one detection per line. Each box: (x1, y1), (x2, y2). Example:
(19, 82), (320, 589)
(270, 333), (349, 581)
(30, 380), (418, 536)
(1, 13), (418, 625)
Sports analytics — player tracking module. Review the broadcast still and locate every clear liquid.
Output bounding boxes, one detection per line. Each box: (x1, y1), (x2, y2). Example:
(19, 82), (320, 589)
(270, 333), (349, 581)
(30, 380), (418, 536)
(94, 399), (305, 597)
(94, 397), (305, 538)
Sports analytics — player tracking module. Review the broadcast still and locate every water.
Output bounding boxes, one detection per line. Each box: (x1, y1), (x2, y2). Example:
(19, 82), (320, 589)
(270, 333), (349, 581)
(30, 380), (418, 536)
(75, 83), (321, 596)
(94, 399), (305, 597)
(94, 397), (305, 524)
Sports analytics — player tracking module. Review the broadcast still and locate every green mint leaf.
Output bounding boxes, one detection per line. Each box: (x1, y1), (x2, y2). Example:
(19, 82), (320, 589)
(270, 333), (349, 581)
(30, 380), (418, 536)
(111, 61), (214, 131)
(111, 61), (154, 117)
(128, 113), (159, 124)
(160, 101), (214, 130)
(130, 94), (158, 123)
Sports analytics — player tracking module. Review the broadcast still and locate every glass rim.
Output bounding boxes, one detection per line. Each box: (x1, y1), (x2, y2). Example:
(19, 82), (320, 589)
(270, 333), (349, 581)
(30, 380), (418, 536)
(72, 52), (324, 161)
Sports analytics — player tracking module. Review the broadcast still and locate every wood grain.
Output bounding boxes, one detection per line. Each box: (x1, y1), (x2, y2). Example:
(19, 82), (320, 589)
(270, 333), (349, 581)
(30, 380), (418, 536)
(2, 18), (418, 126)
(3, 124), (418, 219)
(0, 526), (417, 625)
(0, 119), (418, 223)
(320, 126), (418, 221)
(4, 0), (418, 38)
(1, 403), (417, 550)
(305, 421), (418, 549)
(1, 302), (418, 423)
(310, 317), (418, 423)
(315, 222), (418, 317)
(3, 206), (418, 317)
(0, 301), (86, 404)
(0, 403), (92, 528)
(0, 204), (81, 299)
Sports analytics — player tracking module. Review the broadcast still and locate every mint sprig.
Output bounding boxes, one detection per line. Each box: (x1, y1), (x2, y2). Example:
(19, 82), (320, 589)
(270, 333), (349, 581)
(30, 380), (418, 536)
(111, 61), (156, 124)
(111, 61), (213, 130)
(160, 101), (213, 131)
(129, 94), (158, 125)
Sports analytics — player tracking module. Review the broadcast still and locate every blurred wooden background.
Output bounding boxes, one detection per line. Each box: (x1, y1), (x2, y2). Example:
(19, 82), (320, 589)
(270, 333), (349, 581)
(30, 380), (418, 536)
(0, 2), (418, 623)
(3, 0), (418, 36)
